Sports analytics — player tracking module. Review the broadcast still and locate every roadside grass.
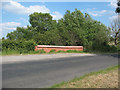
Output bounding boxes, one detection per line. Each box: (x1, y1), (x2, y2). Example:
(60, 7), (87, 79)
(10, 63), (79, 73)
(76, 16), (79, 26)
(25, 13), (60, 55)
(1, 49), (46, 56)
(0, 51), (1, 56)
(2, 50), (22, 56)
(1, 49), (88, 56)
(89, 50), (120, 54)
(48, 50), (87, 54)
(51, 65), (119, 88)
(1, 43), (120, 56)
(1, 47), (119, 56)
(63, 50), (85, 53)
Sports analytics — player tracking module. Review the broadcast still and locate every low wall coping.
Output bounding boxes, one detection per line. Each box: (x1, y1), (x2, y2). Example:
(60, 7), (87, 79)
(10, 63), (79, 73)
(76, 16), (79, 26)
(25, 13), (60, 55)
(36, 45), (83, 48)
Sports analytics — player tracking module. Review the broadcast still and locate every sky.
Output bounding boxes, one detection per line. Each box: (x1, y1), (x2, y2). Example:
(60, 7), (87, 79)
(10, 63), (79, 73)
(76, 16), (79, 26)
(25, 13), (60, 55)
(0, 0), (118, 38)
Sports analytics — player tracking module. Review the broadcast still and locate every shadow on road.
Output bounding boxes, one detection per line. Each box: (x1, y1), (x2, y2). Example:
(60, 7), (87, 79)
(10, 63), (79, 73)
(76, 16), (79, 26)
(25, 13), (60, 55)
(100, 53), (120, 59)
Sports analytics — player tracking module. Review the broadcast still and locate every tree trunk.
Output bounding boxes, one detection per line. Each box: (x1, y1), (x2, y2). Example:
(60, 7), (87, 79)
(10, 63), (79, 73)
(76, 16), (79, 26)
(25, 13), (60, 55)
(115, 29), (120, 45)
(115, 37), (117, 45)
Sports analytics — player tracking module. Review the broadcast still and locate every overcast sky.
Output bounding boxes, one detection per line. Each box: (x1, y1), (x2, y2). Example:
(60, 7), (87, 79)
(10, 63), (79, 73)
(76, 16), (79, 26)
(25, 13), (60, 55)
(0, 0), (118, 38)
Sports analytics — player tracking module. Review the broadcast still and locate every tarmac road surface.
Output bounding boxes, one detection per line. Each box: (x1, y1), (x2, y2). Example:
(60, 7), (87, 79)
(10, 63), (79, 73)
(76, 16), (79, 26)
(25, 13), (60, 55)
(2, 53), (119, 88)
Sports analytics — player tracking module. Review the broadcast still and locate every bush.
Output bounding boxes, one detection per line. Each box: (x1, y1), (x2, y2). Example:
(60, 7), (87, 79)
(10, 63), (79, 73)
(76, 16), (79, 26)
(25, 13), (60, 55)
(116, 45), (120, 52)
(2, 40), (36, 54)
(28, 50), (40, 54)
(110, 45), (117, 52)
(66, 50), (84, 53)
(0, 40), (2, 52)
(57, 50), (65, 53)
(39, 49), (46, 54)
(28, 49), (46, 54)
(2, 50), (21, 55)
(90, 42), (118, 52)
(118, 48), (120, 52)
(49, 49), (56, 53)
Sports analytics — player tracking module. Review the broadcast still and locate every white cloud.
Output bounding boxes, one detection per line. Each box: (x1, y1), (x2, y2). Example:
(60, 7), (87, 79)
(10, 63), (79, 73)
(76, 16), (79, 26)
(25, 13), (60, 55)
(109, 14), (120, 21)
(109, 14), (120, 28)
(17, 17), (28, 22)
(86, 8), (115, 17)
(2, 0), (63, 20)
(1, 0), (12, 2)
(52, 11), (63, 20)
(109, 15), (118, 20)
(23, 26), (27, 28)
(90, 13), (100, 16)
(0, 22), (21, 31)
(88, 10), (107, 17)
(109, 0), (117, 8)
(26, 5), (50, 14)
(99, 10), (107, 14)
(3, 1), (50, 15)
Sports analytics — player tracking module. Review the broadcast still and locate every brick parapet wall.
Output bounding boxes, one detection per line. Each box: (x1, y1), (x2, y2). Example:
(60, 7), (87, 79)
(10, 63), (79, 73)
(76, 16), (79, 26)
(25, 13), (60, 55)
(35, 45), (83, 53)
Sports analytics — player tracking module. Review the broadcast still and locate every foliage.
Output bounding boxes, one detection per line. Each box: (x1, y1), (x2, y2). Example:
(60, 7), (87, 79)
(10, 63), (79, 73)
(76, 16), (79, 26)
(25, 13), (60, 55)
(49, 49), (56, 53)
(39, 49), (46, 54)
(2, 40), (36, 54)
(2, 50), (22, 55)
(65, 50), (84, 53)
(2, 9), (115, 54)
(110, 18), (120, 45)
(49, 50), (85, 54)
(29, 12), (54, 33)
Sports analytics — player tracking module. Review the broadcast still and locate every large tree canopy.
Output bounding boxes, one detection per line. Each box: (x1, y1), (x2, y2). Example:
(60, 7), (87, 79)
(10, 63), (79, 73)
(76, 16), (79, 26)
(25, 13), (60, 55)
(29, 12), (54, 33)
(3, 9), (112, 52)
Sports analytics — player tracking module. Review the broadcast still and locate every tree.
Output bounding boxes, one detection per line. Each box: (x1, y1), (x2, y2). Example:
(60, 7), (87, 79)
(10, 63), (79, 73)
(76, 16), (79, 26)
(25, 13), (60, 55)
(116, 0), (120, 13)
(114, 0), (120, 45)
(111, 18), (120, 45)
(85, 13), (93, 21)
(57, 18), (70, 45)
(6, 26), (33, 41)
(118, 33), (120, 44)
(83, 18), (110, 51)
(58, 9), (85, 46)
(112, 0), (120, 43)
(4, 9), (111, 52)
(29, 12), (54, 33)
(2, 37), (5, 40)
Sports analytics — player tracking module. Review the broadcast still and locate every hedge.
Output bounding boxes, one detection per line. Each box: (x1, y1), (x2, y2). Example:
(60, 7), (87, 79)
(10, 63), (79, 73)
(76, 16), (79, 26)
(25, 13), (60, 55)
(2, 40), (36, 53)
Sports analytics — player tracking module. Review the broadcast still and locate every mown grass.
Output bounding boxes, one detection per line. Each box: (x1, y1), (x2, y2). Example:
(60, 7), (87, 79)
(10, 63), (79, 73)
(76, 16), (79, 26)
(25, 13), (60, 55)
(51, 65), (119, 88)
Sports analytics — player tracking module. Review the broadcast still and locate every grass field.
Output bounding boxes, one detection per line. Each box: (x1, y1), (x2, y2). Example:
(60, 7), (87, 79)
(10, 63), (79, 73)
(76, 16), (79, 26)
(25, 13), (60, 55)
(51, 65), (119, 88)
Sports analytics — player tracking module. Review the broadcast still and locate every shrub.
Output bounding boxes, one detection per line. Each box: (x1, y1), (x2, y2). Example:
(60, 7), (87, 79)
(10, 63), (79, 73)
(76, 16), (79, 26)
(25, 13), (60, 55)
(66, 50), (83, 53)
(28, 50), (40, 54)
(49, 49), (56, 53)
(39, 49), (46, 54)
(2, 40), (36, 54)
(118, 48), (120, 52)
(109, 45), (117, 52)
(0, 40), (2, 52)
(57, 50), (65, 53)
(116, 45), (120, 52)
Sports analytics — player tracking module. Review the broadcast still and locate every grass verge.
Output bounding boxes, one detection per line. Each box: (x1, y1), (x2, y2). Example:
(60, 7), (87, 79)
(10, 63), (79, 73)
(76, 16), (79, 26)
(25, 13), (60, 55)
(51, 65), (119, 88)
(1, 49), (88, 56)
(1, 48), (119, 56)
(48, 50), (87, 54)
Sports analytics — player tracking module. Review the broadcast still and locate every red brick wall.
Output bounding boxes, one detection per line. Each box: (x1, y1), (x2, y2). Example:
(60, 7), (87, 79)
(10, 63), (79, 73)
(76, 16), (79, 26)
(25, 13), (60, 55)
(35, 45), (83, 53)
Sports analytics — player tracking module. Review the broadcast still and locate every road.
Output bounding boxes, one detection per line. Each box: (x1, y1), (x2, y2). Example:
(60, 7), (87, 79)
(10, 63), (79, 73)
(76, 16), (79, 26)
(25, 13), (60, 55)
(2, 54), (119, 88)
